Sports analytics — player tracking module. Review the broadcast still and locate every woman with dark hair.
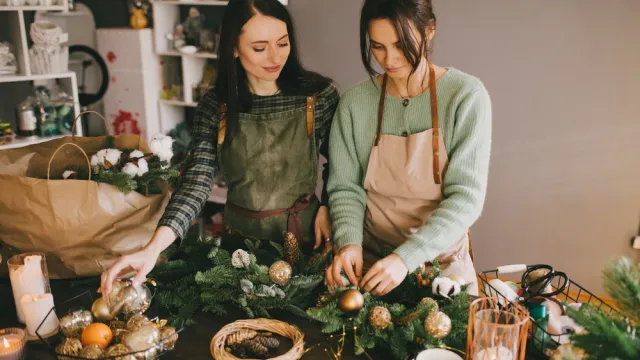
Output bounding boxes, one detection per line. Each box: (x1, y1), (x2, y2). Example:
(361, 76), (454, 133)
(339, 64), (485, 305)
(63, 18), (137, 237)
(325, 0), (491, 296)
(100, 0), (339, 295)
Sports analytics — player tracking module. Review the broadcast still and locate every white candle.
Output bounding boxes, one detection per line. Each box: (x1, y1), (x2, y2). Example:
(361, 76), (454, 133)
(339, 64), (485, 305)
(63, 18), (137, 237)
(474, 346), (515, 360)
(9, 255), (47, 323)
(20, 293), (59, 337)
(0, 331), (26, 360)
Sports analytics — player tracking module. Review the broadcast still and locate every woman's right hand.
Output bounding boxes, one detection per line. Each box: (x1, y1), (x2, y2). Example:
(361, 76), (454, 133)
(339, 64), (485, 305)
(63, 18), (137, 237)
(325, 244), (363, 290)
(99, 247), (161, 296)
(99, 226), (176, 296)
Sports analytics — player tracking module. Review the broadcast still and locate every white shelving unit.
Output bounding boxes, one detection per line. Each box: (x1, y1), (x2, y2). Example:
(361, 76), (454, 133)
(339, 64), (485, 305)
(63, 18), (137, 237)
(0, 1), (82, 150)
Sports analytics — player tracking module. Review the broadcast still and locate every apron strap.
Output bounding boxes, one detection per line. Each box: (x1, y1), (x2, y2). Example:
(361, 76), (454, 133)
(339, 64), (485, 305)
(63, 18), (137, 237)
(374, 61), (441, 184)
(218, 103), (228, 145)
(374, 75), (388, 146)
(428, 61), (441, 184)
(306, 95), (316, 137)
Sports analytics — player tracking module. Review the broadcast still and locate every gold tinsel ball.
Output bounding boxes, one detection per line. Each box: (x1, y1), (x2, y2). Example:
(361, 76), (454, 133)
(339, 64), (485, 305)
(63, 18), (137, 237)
(269, 260), (292, 285)
(159, 326), (179, 351)
(56, 337), (83, 360)
(126, 314), (150, 332)
(79, 344), (104, 359)
(104, 344), (136, 360)
(368, 306), (392, 329)
(338, 289), (364, 312)
(59, 310), (92, 339)
(92, 297), (115, 322)
(424, 311), (452, 339)
(420, 297), (439, 316)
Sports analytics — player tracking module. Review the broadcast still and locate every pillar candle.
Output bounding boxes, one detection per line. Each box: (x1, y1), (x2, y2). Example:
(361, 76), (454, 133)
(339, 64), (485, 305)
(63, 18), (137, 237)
(19, 293), (59, 337)
(9, 255), (47, 323)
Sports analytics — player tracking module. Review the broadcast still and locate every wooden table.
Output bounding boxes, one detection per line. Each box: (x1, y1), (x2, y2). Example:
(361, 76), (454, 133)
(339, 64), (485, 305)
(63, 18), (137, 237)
(0, 278), (546, 359)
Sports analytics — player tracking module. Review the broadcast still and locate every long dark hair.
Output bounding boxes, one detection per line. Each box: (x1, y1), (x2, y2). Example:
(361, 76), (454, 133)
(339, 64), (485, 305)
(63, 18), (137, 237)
(215, 0), (332, 147)
(360, 0), (436, 78)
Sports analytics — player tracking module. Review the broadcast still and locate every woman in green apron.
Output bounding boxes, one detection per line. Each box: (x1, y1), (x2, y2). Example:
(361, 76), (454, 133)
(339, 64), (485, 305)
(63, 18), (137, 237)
(325, 0), (491, 296)
(100, 0), (339, 295)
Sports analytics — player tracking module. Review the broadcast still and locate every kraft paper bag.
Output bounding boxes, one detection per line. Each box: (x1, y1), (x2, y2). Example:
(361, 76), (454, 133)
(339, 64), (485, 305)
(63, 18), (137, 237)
(0, 133), (170, 278)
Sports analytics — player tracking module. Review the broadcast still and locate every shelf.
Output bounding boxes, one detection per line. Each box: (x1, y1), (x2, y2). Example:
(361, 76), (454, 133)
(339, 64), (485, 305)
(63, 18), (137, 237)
(161, 99), (198, 107)
(158, 50), (218, 59)
(0, 71), (75, 83)
(0, 5), (67, 11)
(152, 0), (228, 6)
(0, 135), (64, 151)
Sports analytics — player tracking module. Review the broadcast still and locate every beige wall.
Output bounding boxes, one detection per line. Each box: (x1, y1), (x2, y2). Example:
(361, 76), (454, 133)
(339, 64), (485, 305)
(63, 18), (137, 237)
(290, 0), (640, 292)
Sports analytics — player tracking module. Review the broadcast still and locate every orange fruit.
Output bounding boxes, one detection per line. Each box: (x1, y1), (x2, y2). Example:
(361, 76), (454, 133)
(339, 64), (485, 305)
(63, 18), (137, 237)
(81, 322), (113, 349)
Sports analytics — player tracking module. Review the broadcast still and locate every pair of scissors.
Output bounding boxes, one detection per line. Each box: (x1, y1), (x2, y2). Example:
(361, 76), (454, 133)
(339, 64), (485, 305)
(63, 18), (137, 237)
(497, 264), (569, 303)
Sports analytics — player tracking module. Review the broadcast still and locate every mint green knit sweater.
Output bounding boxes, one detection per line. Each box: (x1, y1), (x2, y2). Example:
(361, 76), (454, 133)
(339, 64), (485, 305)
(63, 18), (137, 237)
(327, 68), (492, 272)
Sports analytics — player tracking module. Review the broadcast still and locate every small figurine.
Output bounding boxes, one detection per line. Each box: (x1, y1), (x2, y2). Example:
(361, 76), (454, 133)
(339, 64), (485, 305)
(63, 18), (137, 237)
(182, 7), (205, 48)
(174, 24), (186, 50)
(130, 1), (148, 29)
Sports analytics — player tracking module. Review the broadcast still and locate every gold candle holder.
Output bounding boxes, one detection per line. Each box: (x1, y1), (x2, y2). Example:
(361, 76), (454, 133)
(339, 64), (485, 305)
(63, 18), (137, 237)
(0, 328), (26, 360)
(466, 297), (529, 360)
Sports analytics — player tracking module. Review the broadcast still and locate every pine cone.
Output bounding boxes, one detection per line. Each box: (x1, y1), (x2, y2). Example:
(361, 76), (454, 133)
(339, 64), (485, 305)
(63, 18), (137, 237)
(284, 232), (300, 265)
(229, 344), (248, 358)
(255, 335), (280, 349)
(226, 329), (258, 346)
(243, 338), (269, 357)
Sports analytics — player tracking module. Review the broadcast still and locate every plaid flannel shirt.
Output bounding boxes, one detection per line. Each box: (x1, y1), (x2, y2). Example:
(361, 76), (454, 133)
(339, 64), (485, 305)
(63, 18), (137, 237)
(158, 85), (340, 239)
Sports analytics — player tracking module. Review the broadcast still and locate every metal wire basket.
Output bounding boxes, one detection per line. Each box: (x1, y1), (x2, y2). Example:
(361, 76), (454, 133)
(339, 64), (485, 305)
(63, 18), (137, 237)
(35, 291), (183, 359)
(478, 264), (619, 358)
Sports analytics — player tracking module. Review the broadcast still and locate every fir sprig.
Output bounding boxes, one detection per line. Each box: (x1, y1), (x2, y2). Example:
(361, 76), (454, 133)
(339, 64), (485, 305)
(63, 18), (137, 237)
(566, 256), (640, 360)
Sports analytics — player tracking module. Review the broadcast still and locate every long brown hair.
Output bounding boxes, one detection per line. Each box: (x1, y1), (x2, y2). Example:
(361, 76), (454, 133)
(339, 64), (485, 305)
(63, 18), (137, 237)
(360, 0), (436, 78)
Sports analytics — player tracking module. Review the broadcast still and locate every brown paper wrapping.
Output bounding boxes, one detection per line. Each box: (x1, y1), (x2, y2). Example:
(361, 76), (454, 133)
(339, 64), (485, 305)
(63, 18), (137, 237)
(0, 134), (170, 278)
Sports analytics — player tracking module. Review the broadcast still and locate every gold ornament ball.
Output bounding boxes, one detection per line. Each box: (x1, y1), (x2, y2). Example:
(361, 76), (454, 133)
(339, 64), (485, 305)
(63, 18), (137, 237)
(79, 344), (104, 359)
(159, 326), (179, 351)
(424, 311), (452, 339)
(126, 314), (151, 332)
(338, 289), (365, 312)
(269, 260), (293, 285)
(420, 297), (439, 316)
(123, 324), (160, 353)
(56, 337), (83, 360)
(105, 344), (136, 360)
(92, 297), (115, 322)
(368, 306), (392, 329)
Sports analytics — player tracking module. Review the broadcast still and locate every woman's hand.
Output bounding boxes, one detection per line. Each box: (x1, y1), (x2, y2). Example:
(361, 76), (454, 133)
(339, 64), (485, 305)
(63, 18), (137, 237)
(314, 205), (332, 250)
(325, 244), (363, 291)
(359, 253), (408, 296)
(99, 226), (176, 296)
(99, 247), (161, 296)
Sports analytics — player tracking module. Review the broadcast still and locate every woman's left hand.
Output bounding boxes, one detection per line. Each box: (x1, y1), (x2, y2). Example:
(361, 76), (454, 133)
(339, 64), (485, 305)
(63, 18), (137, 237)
(359, 254), (408, 296)
(314, 205), (332, 249)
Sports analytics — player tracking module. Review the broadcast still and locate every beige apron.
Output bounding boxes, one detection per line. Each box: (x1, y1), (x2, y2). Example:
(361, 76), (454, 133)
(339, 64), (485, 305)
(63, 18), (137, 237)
(362, 61), (478, 295)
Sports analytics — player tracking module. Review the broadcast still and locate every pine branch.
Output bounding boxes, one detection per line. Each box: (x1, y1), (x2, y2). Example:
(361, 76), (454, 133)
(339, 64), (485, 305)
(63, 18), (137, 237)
(602, 257), (640, 323)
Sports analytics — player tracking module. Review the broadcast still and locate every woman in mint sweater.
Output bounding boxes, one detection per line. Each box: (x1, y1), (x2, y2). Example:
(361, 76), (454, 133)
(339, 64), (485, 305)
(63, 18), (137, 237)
(325, 0), (491, 296)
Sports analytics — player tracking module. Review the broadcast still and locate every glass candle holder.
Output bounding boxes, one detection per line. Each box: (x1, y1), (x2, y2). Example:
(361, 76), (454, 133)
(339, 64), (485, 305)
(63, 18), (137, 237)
(0, 328), (26, 360)
(467, 297), (529, 360)
(8, 253), (50, 324)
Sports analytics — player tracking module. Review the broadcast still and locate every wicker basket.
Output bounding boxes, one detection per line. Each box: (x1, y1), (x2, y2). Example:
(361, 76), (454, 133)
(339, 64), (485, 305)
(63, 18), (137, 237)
(210, 319), (304, 360)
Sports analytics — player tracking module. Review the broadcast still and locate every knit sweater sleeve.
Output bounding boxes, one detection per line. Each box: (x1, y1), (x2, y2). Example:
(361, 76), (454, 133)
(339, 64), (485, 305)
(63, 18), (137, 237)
(394, 85), (492, 272)
(327, 96), (367, 249)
